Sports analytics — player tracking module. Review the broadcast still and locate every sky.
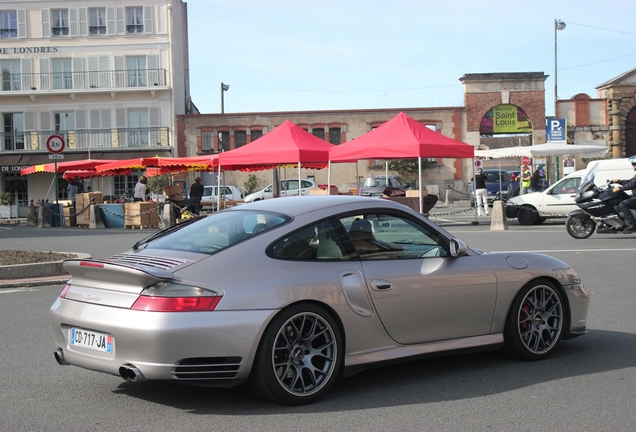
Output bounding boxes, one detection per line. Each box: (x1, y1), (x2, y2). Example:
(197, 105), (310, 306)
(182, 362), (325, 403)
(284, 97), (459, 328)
(186, 0), (636, 117)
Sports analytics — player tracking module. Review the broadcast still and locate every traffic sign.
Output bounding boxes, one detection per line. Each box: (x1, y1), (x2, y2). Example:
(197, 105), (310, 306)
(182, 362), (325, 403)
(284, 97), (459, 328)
(48, 154), (64, 160)
(521, 156), (531, 165)
(46, 134), (65, 154)
(474, 159), (482, 167)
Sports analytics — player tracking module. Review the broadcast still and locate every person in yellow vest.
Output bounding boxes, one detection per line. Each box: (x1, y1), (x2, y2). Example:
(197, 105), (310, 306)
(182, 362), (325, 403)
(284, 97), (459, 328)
(520, 166), (532, 195)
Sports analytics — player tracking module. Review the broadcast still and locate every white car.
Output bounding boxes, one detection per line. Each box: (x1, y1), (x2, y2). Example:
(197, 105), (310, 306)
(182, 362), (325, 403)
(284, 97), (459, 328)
(244, 179), (318, 202)
(506, 158), (634, 225)
(200, 185), (243, 210)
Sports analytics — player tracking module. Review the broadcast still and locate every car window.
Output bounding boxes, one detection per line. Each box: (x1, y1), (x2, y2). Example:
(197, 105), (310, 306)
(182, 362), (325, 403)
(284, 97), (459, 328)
(148, 210), (290, 254)
(484, 172), (502, 182)
(340, 213), (448, 260)
(269, 218), (357, 261)
(554, 177), (581, 194)
(301, 180), (314, 188)
(392, 177), (404, 188)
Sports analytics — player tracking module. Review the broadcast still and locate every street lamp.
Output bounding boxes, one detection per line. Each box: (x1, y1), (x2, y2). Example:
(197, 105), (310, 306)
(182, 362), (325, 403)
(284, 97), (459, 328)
(221, 82), (229, 113)
(554, 19), (566, 116)
(553, 19), (566, 183)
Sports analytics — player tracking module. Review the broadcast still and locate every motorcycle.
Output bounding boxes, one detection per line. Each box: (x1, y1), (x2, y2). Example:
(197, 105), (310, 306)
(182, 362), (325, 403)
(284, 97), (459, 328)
(565, 163), (636, 239)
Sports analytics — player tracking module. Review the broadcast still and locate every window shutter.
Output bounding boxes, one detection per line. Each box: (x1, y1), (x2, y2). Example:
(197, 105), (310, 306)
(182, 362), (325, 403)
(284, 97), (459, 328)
(25, 112), (36, 131)
(72, 57), (84, 89)
(106, 7), (116, 35)
(39, 58), (50, 90)
(144, 6), (153, 34)
(116, 108), (126, 128)
(101, 109), (111, 128)
(70, 8), (79, 37)
(114, 56), (124, 87)
(149, 108), (160, 127)
(17, 9), (27, 38)
(21, 58), (32, 90)
(40, 111), (51, 131)
(116, 7), (124, 35)
(75, 110), (87, 129)
(114, 56), (124, 71)
(42, 9), (50, 38)
(78, 8), (87, 36)
(147, 54), (159, 86)
(90, 109), (100, 129)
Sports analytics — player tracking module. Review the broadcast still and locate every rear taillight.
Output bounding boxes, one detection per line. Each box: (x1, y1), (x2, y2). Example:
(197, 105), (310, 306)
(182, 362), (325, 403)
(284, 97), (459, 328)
(59, 283), (71, 298)
(131, 295), (221, 312)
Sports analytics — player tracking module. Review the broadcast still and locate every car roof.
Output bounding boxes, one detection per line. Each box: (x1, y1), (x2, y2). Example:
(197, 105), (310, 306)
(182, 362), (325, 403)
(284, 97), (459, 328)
(226, 195), (407, 217)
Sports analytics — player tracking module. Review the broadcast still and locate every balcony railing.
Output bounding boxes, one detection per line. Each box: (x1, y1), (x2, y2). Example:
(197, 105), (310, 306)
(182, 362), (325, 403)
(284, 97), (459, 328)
(1, 69), (168, 92)
(1, 128), (170, 152)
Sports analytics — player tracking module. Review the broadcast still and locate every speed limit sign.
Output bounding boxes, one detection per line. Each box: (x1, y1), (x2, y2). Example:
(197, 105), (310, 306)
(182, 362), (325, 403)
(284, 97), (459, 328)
(46, 134), (65, 154)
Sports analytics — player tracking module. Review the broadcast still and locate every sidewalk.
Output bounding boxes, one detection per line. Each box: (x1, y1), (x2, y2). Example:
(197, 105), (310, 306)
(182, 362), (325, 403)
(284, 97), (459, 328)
(0, 274), (70, 288)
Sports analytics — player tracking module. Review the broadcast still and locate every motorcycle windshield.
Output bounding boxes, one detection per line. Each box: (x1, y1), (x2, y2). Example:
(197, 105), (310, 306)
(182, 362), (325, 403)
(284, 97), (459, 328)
(579, 163), (599, 192)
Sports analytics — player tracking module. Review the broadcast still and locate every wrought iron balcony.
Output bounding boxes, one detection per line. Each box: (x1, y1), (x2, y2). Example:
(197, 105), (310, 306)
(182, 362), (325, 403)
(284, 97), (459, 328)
(1, 128), (170, 152)
(1, 69), (168, 93)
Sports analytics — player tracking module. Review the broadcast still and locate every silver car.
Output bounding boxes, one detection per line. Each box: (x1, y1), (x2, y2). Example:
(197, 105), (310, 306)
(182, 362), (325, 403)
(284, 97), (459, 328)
(50, 196), (590, 405)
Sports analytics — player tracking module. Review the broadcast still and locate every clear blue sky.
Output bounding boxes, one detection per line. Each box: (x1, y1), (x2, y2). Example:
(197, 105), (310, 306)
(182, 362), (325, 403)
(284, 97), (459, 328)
(186, 0), (636, 117)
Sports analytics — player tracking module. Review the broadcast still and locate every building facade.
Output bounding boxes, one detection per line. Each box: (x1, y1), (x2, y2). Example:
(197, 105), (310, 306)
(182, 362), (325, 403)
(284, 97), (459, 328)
(0, 0), (192, 215)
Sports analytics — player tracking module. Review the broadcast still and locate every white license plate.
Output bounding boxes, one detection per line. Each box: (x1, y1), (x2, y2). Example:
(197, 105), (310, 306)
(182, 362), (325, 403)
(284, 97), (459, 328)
(70, 327), (113, 353)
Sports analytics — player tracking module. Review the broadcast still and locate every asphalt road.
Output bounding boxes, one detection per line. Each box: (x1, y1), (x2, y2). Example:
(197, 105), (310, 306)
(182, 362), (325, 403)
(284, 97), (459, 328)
(1, 207), (635, 431)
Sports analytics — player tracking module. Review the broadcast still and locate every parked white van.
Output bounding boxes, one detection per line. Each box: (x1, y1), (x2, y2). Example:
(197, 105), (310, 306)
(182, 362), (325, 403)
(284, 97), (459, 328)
(200, 185), (243, 210)
(244, 179), (318, 203)
(505, 158), (634, 225)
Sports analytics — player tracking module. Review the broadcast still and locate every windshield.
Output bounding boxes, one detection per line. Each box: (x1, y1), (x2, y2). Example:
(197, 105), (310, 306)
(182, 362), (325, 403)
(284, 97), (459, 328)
(147, 210), (291, 254)
(579, 163), (599, 191)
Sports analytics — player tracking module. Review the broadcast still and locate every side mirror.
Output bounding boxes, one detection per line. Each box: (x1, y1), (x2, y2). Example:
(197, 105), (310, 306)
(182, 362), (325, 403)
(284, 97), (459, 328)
(449, 238), (468, 257)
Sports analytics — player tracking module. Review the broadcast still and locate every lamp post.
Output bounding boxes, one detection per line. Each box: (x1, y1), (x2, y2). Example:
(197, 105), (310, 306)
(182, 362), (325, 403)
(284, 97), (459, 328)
(221, 82), (229, 113)
(553, 19), (566, 183)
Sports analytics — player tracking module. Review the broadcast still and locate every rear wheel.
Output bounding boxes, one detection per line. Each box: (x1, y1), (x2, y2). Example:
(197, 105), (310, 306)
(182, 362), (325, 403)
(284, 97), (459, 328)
(566, 214), (595, 239)
(247, 303), (342, 405)
(504, 280), (564, 360)
(517, 206), (539, 225)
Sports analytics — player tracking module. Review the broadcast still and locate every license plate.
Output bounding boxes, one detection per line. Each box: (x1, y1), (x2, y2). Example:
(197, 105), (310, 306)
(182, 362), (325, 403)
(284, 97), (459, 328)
(70, 327), (113, 353)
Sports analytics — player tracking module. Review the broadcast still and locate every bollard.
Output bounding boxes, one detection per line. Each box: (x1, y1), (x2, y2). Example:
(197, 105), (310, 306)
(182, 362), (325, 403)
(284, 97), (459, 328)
(28, 204), (38, 226)
(444, 187), (453, 205)
(160, 203), (176, 229)
(490, 200), (509, 231)
(38, 205), (51, 228)
(89, 205), (106, 229)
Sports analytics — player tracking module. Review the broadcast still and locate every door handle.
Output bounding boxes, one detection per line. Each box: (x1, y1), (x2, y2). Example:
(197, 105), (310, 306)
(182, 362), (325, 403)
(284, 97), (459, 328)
(372, 280), (392, 290)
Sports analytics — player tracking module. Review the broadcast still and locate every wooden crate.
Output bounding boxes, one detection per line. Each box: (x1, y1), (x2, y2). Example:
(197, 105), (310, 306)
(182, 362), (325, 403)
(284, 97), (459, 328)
(125, 202), (159, 228)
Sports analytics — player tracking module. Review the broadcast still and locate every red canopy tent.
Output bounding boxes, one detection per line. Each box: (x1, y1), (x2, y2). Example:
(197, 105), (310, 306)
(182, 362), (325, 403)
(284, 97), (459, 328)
(95, 157), (162, 174)
(63, 169), (132, 180)
(20, 159), (119, 176)
(329, 112), (475, 213)
(218, 120), (333, 168)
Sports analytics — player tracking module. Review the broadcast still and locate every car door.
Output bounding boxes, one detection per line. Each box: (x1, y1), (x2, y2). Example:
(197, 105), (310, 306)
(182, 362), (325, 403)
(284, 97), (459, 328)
(542, 176), (582, 216)
(340, 212), (497, 345)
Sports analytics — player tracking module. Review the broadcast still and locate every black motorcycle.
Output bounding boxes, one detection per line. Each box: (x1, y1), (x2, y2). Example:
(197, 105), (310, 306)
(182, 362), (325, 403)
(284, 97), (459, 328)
(566, 164), (636, 239)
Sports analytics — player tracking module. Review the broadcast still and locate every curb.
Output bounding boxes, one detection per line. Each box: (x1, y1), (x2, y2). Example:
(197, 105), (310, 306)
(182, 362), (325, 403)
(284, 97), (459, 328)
(0, 252), (91, 289)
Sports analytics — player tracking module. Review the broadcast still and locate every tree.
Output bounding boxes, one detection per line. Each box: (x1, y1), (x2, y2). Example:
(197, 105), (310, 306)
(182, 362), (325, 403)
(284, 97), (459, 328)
(147, 174), (172, 194)
(385, 159), (436, 188)
(243, 173), (259, 195)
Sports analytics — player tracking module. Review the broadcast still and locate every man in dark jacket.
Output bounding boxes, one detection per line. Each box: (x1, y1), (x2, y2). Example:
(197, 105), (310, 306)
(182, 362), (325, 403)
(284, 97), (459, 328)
(612, 156), (636, 230)
(187, 177), (204, 215)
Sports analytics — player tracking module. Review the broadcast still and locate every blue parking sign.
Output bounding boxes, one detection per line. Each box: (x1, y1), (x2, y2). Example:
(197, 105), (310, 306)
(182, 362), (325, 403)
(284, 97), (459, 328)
(546, 118), (566, 142)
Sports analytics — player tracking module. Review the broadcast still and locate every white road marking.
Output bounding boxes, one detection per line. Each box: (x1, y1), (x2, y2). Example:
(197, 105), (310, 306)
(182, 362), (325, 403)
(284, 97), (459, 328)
(0, 288), (37, 293)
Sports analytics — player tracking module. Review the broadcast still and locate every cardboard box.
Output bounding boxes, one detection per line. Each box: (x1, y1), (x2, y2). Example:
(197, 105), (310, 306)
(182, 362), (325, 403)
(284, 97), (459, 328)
(125, 202), (159, 226)
(163, 185), (181, 196)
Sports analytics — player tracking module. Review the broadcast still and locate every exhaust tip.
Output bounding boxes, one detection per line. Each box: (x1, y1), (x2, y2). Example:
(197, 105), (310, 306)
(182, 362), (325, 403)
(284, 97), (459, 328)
(54, 348), (69, 365)
(119, 364), (145, 382)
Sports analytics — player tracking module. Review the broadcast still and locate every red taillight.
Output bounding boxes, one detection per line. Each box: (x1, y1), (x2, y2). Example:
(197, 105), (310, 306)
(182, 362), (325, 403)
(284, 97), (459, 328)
(80, 261), (104, 268)
(59, 283), (71, 298)
(131, 295), (222, 312)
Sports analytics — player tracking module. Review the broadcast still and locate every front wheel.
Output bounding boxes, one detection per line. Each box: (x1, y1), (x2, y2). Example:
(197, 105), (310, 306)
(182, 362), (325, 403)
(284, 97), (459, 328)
(517, 206), (539, 225)
(504, 280), (564, 360)
(247, 303), (342, 405)
(566, 214), (595, 239)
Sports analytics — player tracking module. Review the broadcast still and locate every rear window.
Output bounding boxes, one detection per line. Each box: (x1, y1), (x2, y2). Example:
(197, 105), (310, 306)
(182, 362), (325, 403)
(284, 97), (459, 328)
(147, 210), (290, 254)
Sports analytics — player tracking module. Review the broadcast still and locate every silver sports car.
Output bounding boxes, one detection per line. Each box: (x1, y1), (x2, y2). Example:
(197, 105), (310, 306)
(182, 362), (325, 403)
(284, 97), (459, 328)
(50, 196), (590, 405)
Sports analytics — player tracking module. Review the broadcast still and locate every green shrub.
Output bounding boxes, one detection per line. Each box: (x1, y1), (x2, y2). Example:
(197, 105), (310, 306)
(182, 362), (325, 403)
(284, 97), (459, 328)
(243, 174), (259, 196)
(0, 192), (14, 205)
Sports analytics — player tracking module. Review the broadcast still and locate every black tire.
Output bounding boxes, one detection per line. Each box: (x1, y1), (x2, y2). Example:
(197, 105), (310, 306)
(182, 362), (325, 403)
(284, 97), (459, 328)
(517, 206), (539, 225)
(247, 303), (342, 405)
(504, 280), (564, 361)
(566, 214), (595, 239)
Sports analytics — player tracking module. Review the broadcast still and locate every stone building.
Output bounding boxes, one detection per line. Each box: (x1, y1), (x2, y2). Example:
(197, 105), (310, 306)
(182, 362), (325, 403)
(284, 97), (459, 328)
(0, 0), (193, 215)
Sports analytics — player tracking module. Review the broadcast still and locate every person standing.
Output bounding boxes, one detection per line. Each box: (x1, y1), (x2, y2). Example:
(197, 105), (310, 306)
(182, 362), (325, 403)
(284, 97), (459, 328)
(133, 176), (148, 202)
(474, 168), (489, 216)
(187, 176), (204, 215)
(67, 175), (84, 214)
(529, 169), (541, 193)
(520, 166), (532, 195)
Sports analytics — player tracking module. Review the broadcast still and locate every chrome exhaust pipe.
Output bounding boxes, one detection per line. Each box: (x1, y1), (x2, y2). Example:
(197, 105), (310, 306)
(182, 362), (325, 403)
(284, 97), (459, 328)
(119, 364), (145, 382)
(54, 348), (69, 365)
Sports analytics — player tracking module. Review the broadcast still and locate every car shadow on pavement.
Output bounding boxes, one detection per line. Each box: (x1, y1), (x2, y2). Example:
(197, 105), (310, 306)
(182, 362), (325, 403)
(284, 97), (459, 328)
(111, 328), (634, 413)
